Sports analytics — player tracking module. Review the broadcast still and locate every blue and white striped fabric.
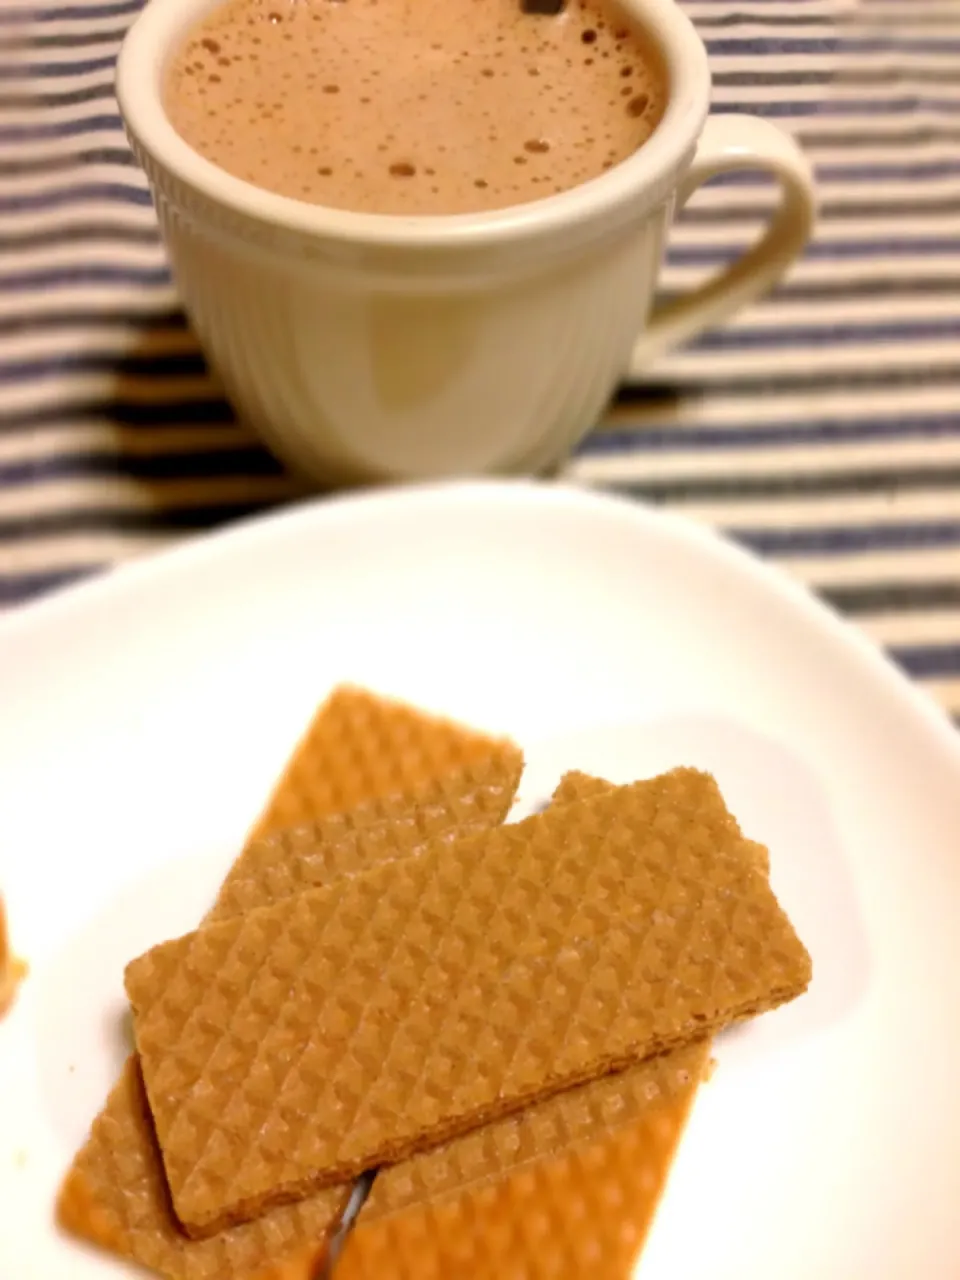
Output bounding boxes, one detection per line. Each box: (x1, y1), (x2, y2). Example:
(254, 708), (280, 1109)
(2, 0), (959, 722)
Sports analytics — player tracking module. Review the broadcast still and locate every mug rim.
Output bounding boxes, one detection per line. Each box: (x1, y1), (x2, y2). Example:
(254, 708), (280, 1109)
(116, 0), (711, 251)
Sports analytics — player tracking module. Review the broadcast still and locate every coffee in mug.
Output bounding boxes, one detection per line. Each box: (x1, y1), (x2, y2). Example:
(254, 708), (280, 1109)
(164, 0), (667, 215)
(117, 0), (815, 484)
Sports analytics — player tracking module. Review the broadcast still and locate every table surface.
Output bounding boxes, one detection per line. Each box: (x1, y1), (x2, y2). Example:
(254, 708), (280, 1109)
(2, 0), (959, 726)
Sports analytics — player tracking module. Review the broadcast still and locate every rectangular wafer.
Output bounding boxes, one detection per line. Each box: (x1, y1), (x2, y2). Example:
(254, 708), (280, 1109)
(58, 687), (524, 1280)
(352, 774), (737, 1228)
(277, 773), (724, 1247)
(125, 767), (811, 1238)
(256, 768), (761, 1276)
(338, 1040), (712, 1280)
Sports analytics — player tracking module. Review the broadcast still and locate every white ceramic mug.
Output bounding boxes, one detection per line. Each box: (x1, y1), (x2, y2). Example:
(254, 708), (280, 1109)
(117, 0), (815, 484)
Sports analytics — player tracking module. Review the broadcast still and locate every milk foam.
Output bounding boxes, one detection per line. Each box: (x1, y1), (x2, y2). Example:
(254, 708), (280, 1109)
(166, 0), (666, 215)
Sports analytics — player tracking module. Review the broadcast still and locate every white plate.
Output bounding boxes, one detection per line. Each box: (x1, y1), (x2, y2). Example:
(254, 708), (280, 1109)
(1, 480), (958, 1280)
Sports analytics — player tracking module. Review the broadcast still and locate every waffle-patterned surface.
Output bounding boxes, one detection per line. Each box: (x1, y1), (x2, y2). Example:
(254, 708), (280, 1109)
(362, 1040), (709, 1221)
(57, 687), (523, 1280)
(338, 1040), (712, 1280)
(57, 1057), (348, 1280)
(352, 767), (719, 1225)
(125, 768), (811, 1236)
(555, 770), (771, 875)
(208, 755), (522, 924)
(340, 776), (753, 1276)
(249, 685), (520, 840)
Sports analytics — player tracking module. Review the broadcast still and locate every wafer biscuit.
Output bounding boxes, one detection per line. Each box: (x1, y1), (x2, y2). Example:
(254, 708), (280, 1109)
(354, 774), (713, 1225)
(339, 771), (732, 1278)
(250, 685), (520, 840)
(58, 689), (523, 1280)
(338, 1041), (712, 1280)
(241, 776), (718, 1248)
(126, 768), (811, 1237)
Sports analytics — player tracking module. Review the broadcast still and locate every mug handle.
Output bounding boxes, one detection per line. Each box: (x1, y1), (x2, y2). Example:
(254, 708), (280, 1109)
(630, 113), (816, 372)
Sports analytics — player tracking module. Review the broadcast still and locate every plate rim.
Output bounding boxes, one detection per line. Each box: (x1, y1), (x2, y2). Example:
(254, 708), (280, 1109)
(2, 477), (957, 765)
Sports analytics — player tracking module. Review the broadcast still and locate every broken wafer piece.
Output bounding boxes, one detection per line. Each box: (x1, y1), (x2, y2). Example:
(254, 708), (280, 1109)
(125, 768), (811, 1238)
(0, 893), (26, 1018)
(57, 688), (523, 1280)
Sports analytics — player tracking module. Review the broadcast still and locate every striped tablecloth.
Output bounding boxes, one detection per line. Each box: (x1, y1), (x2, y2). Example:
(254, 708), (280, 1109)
(2, 0), (959, 723)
